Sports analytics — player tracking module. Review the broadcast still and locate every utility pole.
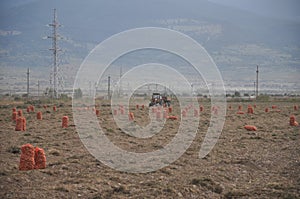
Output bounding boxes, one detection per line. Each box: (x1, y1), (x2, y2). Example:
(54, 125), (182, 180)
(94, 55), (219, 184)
(108, 76), (111, 100)
(8, 84), (11, 96)
(94, 82), (98, 98)
(256, 65), (259, 97)
(48, 8), (61, 98)
(253, 81), (256, 97)
(119, 66), (122, 97)
(37, 80), (40, 98)
(89, 81), (92, 96)
(147, 85), (151, 96)
(27, 68), (30, 98)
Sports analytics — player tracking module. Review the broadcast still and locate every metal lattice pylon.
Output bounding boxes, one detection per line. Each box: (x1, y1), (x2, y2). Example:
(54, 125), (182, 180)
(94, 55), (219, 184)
(48, 8), (64, 98)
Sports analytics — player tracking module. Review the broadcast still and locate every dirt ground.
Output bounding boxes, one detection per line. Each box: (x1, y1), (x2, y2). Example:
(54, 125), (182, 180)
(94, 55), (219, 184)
(0, 98), (299, 198)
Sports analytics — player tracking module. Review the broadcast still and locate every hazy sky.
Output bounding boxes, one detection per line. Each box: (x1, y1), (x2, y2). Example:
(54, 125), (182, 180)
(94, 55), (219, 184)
(208, 0), (300, 20)
(1, 0), (300, 21)
(0, 0), (299, 93)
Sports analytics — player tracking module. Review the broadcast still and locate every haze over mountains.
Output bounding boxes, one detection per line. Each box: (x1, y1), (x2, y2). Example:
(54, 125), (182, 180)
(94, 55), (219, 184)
(0, 0), (299, 94)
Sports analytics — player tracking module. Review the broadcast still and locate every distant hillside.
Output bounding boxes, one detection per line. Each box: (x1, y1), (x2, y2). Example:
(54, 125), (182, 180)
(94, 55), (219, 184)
(0, 0), (299, 93)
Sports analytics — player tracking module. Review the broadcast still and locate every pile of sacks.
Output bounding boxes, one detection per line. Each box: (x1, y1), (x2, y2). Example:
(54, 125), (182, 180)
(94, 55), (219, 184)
(19, 144), (46, 171)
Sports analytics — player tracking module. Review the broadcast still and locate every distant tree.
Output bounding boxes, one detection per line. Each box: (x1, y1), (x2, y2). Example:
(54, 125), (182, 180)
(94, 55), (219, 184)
(234, 91), (241, 97)
(14, 96), (21, 101)
(256, 94), (269, 101)
(73, 88), (83, 99)
(60, 93), (70, 100)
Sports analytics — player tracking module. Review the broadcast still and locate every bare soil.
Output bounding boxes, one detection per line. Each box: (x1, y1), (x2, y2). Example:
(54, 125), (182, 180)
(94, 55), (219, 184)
(0, 98), (299, 198)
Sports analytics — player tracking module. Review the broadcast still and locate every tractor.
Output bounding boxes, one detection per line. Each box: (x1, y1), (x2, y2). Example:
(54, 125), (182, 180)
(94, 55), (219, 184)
(149, 93), (171, 107)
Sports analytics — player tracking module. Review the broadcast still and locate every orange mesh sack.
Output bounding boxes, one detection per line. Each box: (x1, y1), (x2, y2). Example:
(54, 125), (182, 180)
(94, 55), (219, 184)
(19, 144), (35, 171)
(237, 111), (244, 114)
(34, 147), (46, 169)
(193, 109), (198, 117)
(247, 106), (254, 114)
(214, 108), (218, 115)
(163, 110), (168, 119)
(62, 116), (69, 128)
(290, 115), (295, 126)
(113, 109), (118, 115)
(12, 111), (17, 121)
(17, 110), (23, 117)
(200, 105), (204, 112)
(22, 117), (26, 131)
(37, 112), (42, 120)
(120, 108), (125, 115)
(167, 115), (178, 120)
(290, 115), (298, 126)
(15, 117), (24, 131)
(238, 105), (242, 111)
(244, 125), (257, 131)
(128, 112), (134, 121)
(182, 110), (187, 117)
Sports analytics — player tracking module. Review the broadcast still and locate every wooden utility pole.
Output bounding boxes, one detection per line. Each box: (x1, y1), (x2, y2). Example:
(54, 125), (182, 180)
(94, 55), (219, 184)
(108, 76), (111, 99)
(256, 65), (259, 97)
(27, 68), (30, 98)
(89, 81), (92, 96)
(253, 81), (256, 96)
(119, 66), (122, 97)
(38, 80), (40, 97)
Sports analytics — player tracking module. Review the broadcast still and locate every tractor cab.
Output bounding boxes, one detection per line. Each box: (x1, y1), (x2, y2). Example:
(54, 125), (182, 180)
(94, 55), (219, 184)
(149, 93), (171, 107)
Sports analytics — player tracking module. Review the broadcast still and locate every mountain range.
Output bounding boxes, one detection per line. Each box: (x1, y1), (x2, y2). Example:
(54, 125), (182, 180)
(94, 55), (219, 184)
(0, 0), (299, 94)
